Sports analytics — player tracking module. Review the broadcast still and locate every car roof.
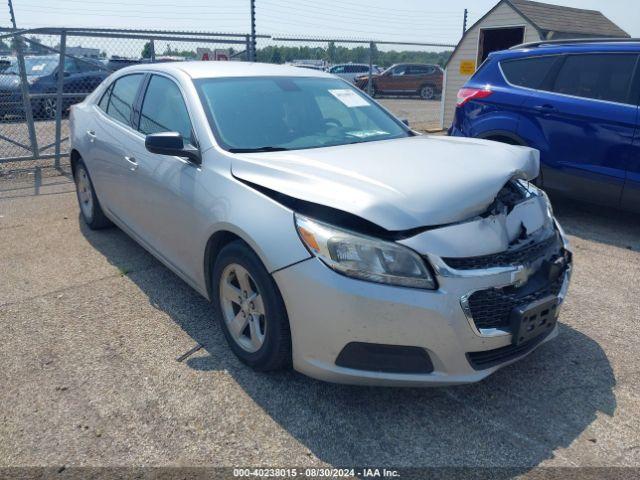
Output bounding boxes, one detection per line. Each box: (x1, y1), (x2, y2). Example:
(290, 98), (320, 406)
(118, 61), (335, 79)
(491, 40), (640, 60)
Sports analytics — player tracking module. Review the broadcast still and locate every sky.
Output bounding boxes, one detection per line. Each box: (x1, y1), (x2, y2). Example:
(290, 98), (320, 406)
(3, 0), (639, 50)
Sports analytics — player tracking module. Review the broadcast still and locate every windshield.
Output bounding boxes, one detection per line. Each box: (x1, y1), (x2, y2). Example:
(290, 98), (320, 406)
(3, 56), (58, 76)
(195, 76), (410, 152)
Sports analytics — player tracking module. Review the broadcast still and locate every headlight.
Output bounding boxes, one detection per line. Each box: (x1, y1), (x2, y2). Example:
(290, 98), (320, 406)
(295, 214), (436, 289)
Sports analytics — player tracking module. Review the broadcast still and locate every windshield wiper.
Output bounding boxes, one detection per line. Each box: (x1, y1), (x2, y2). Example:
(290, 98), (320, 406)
(228, 146), (290, 153)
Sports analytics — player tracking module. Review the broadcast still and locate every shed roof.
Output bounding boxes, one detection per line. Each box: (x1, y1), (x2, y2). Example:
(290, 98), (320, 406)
(508, 0), (629, 38)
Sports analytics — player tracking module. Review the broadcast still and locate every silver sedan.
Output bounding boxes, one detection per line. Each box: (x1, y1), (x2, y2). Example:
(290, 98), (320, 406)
(69, 61), (571, 386)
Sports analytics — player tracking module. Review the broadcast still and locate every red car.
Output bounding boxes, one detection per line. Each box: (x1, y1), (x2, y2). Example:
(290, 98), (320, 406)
(355, 63), (443, 100)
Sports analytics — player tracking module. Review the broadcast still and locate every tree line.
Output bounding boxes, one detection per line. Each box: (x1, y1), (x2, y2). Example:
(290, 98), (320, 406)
(145, 41), (451, 68)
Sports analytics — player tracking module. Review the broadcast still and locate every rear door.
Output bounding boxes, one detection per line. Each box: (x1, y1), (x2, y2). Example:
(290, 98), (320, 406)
(519, 52), (638, 206)
(88, 73), (146, 225)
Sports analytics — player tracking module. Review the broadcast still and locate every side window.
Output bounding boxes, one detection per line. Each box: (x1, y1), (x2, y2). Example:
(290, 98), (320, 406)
(76, 59), (100, 73)
(106, 74), (144, 127)
(63, 57), (79, 74)
(500, 55), (559, 89)
(391, 65), (407, 76)
(330, 66), (345, 74)
(552, 54), (638, 104)
(97, 83), (112, 112)
(139, 75), (194, 145)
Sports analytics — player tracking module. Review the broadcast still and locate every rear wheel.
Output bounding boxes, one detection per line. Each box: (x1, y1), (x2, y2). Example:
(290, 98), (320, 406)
(419, 84), (435, 100)
(74, 160), (112, 229)
(212, 241), (292, 371)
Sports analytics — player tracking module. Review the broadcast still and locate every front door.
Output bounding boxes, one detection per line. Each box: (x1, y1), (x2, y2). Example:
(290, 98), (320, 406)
(122, 73), (203, 279)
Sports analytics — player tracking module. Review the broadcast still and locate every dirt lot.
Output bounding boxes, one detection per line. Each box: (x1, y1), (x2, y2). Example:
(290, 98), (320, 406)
(1, 164), (639, 475)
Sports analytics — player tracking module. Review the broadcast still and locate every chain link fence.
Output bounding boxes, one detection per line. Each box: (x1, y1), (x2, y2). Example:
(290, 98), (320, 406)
(257, 37), (453, 131)
(0, 27), (454, 165)
(0, 27), (251, 165)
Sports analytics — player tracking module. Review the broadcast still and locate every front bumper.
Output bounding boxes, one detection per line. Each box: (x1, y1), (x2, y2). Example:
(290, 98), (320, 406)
(273, 218), (572, 386)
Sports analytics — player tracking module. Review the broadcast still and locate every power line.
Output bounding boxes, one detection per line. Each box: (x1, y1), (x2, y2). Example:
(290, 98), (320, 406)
(259, 3), (461, 28)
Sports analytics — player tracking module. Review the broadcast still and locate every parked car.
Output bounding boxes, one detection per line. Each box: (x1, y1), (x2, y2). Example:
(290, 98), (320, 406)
(329, 63), (381, 83)
(0, 55), (13, 72)
(355, 63), (443, 99)
(0, 54), (108, 119)
(106, 56), (142, 71)
(449, 40), (640, 213)
(69, 62), (571, 386)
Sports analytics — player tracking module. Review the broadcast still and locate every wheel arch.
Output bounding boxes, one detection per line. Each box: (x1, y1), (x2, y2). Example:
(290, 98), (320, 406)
(70, 149), (82, 176)
(203, 230), (245, 301)
(475, 130), (528, 146)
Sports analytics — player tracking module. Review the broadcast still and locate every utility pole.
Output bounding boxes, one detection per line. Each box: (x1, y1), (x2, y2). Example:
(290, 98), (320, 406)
(462, 8), (468, 36)
(8, 0), (18, 28)
(250, 0), (256, 61)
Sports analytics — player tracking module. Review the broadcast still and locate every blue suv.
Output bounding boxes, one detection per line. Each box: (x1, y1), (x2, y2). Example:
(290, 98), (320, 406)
(450, 40), (640, 213)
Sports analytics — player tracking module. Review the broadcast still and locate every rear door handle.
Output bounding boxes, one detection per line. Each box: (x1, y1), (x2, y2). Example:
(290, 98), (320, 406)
(86, 130), (96, 142)
(124, 155), (138, 171)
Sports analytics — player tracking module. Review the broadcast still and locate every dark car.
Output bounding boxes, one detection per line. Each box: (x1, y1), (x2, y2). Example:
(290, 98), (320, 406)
(355, 63), (443, 100)
(449, 40), (640, 213)
(0, 54), (109, 120)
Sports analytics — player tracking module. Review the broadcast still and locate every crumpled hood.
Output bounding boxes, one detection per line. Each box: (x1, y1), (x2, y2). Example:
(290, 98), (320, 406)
(231, 135), (539, 231)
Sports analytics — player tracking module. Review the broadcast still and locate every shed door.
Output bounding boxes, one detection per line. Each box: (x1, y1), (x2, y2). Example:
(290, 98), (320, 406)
(477, 27), (525, 65)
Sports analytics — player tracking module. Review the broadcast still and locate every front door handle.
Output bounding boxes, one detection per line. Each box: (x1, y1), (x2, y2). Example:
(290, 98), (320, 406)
(124, 155), (138, 171)
(86, 130), (96, 142)
(533, 104), (557, 115)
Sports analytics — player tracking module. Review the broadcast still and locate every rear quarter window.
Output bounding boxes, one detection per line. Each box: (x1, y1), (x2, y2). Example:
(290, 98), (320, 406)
(500, 55), (559, 89)
(552, 53), (638, 104)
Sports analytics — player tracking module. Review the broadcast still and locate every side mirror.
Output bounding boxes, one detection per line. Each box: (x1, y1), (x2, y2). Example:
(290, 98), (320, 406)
(145, 132), (201, 164)
(400, 118), (410, 127)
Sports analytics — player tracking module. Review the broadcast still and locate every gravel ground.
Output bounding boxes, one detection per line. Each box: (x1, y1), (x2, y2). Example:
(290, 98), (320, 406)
(0, 168), (639, 476)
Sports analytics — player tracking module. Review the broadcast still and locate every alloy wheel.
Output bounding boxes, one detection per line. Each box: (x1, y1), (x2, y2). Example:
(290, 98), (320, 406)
(420, 85), (434, 100)
(76, 166), (94, 221)
(219, 263), (267, 353)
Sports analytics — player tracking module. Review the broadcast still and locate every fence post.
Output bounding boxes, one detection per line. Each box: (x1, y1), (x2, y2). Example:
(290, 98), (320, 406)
(368, 42), (374, 96)
(15, 34), (39, 159)
(150, 39), (156, 62)
(54, 30), (66, 169)
(245, 35), (251, 61)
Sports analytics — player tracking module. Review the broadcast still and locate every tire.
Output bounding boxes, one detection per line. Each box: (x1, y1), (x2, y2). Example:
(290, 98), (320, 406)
(74, 160), (113, 229)
(367, 82), (378, 98)
(419, 84), (435, 100)
(212, 240), (292, 371)
(36, 97), (58, 120)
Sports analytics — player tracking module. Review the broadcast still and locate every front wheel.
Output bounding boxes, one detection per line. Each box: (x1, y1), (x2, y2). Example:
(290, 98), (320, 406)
(212, 240), (292, 371)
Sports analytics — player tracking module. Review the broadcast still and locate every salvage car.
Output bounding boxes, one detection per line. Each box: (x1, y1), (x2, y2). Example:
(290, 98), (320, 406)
(69, 62), (572, 386)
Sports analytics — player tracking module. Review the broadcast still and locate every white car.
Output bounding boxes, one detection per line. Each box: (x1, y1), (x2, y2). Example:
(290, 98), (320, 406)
(329, 63), (380, 83)
(69, 61), (572, 386)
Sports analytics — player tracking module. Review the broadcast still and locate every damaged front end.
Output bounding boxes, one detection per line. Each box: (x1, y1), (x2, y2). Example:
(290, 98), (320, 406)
(401, 179), (572, 356)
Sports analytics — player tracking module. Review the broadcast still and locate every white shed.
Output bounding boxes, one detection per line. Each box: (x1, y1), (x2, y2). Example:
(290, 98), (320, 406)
(441, 0), (629, 129)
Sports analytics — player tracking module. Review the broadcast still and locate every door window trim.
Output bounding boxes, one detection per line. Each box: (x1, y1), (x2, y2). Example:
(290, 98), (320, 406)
(136, 72), (199, 148)
(94, 72), (147, 131)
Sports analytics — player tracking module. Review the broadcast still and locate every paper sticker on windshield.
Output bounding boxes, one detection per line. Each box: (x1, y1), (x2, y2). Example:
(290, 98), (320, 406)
(329, 89), (370, 108)
(347, 130), (389, 138)
(31, 64), (46, 72)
